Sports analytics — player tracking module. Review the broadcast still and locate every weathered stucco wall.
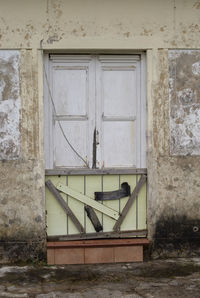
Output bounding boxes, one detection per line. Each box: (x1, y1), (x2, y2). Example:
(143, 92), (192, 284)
(147, 49), (200, 258)
(0, 48), (46, 263)
(1, 0), (200, 261)
(1, 0), (200, 50)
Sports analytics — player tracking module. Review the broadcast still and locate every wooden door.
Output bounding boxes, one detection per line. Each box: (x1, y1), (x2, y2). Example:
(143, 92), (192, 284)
(44, 54), (147, 239)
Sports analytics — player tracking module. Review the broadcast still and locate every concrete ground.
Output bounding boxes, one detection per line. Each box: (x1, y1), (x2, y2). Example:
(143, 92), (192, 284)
(0, 258), (200, 297)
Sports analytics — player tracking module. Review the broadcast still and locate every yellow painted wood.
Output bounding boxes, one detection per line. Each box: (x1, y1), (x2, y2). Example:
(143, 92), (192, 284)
(45, 174), (147, 236)
(85, 175), (102, 233)
(45, 176), (67, 236)
(120, 175), (137, 231)
(56, 183), (119, 220)
(67, 176), (85, 235)
(102, 175), (119, 232)
(137, 175), (147, 230)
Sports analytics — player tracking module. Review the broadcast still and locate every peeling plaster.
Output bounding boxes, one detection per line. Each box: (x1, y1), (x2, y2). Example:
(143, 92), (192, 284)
(169, 50), (200, 155)
(0, 51), (21, 160)
(192, 61), (200, 75)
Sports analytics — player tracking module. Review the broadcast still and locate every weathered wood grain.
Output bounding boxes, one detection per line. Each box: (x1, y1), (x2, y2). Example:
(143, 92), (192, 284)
(47, 229), (147, 241)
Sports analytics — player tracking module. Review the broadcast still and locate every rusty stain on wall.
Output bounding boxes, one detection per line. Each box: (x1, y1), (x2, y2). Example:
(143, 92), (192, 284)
(0, 51), (21, 160)
(169, 50), (200, 155)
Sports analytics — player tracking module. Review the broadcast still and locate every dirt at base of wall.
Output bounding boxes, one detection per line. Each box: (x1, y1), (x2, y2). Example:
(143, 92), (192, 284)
(149, 215), (200, 259)
(0, 239), (46, 264)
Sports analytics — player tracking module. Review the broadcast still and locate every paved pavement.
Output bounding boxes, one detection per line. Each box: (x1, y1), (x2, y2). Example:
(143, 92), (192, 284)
(0, 258), (200, 297)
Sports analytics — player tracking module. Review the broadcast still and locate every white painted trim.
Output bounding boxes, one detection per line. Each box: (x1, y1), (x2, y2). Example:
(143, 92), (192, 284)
(102, 115), (136, 121)
(95, 56), (103, 168)
(102, 66), (136, 71)
(44, 54), (54, 169)
(53, 115), (88, 121)
(50, 54), (92, 61)
(98, 55), (140, 62)
(140, 53), (147, 168)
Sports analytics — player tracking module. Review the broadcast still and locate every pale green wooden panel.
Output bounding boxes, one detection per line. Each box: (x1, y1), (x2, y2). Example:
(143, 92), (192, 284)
(67, 176), (84, 235)
(102, 175), (119, 232)
(85, 175), (102, 233)
(137, 175), (147, 230)
(45, 174), (147, 236)
(120, 175), (137, 231)
(45, 176), (67, 236)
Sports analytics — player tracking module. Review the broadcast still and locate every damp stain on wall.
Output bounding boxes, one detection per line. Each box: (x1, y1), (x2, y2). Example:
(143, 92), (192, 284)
(0, 51), (21, 160)
(153, 214), (200, 258)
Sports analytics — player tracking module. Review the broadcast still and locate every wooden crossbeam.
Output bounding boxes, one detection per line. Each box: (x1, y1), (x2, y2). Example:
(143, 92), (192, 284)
(45, 180), (85, 233)
(113, 175), (147, 232)
(56, 183), (119, 220)
(47, 229), (148, 241)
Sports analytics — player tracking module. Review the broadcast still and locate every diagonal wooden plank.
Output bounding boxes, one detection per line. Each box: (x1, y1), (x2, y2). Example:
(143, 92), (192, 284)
(45, 180), (85, 233)
(113, 175), (147, 232)
(56, 183), (119, 220)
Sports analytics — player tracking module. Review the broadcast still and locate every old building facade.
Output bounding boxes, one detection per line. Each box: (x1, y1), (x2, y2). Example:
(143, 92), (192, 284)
(1, 0), (200, 262)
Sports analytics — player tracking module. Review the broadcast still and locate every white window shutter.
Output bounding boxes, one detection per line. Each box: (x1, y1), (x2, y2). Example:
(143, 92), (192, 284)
(44, 54), (146, 169)
(96, 55), (144, 168)
(45, 55), (95, 168)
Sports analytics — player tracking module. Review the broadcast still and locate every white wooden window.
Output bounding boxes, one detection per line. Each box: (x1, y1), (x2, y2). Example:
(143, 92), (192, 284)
(44, 54), (146, 169)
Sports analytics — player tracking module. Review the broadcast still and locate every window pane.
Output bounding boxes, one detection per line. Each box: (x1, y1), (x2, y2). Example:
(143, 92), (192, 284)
(102, 121), (136, 167)
(53, 68), (87, 116)
(103, 69), (136, 118)
(54, 121), (88, 167)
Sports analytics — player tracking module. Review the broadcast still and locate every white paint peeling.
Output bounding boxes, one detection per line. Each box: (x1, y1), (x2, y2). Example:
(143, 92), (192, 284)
(177, 88), (196, 104)
(168, 49), (195, 60)
(0, 78), (6, 101)
(169, 49), (200, 155)
(0, 50), (21, 160)
(192, 61), (200, 75)
(170, 105), (200, 155)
